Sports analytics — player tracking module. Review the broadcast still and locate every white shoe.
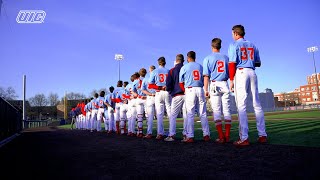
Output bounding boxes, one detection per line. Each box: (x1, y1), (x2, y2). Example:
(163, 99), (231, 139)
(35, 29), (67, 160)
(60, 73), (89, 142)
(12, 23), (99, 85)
(164, 136), (175, 142)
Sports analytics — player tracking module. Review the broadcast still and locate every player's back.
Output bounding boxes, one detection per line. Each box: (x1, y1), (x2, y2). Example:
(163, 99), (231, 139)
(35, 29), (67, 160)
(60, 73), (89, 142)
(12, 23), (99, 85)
(180, 62), (204, 87)
(113, 87), (124, 99)
(229, 38), (260, 69)
(97, 97), (105, 107)
(203, 52), (229, 81)
(151, 67), (169, 86)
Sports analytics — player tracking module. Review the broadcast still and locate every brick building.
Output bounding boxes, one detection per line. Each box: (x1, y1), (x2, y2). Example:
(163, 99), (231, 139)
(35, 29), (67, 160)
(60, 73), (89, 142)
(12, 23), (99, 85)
(275, 73), (320, 106)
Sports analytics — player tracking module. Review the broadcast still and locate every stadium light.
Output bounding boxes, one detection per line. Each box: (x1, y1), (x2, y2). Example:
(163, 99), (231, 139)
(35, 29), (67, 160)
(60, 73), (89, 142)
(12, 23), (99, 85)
(307, 46), (319, 102)
(115, 54), (124, 81)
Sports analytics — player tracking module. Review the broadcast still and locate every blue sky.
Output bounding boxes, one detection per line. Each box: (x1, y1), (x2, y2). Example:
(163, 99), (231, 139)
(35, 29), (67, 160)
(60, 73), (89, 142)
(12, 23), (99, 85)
(0, 0), (319, 99)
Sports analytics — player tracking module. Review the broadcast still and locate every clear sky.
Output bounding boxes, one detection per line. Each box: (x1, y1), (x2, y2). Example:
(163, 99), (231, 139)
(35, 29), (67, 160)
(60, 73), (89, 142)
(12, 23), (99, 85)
(0, 0), (319, 99)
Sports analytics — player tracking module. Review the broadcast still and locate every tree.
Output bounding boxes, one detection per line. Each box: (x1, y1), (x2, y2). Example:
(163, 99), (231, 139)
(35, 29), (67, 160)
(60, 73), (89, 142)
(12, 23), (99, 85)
(48, 93), (59, 106)
(0, 86), (18, 100)
(29, 93), (48, 107)
(29, 93), (48, 120)
(66, 92), (86, 100)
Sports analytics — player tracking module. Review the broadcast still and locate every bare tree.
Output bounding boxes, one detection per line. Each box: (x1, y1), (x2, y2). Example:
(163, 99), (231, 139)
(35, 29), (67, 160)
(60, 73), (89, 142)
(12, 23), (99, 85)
(48, 93), (59, 106)
(66, 92), (86, 100)
(0, 86), (18, 100)
(29, 93), (48, 107)
(29, 93), (48, 120)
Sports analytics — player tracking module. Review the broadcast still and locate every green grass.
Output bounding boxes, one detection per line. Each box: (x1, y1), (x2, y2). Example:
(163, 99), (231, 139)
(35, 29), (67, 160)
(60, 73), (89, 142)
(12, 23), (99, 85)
(59, 110), (320, 147)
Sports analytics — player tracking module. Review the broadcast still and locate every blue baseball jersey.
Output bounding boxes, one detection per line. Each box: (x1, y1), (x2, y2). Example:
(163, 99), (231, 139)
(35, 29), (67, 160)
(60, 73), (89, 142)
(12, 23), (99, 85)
(141, 77), (156, 94)
(125, 83), (132, 95)
(113, 87), (124, 99)
(179, 62), (204, 87)
(96, 97), (105, 108)
(91, 98), (98, 110)
(228, 38), (260, 70)
(105, 93), (112, 104)
(148, 67), (169, 86)
(203, 52), (229, 81)
(132, 77), (145, 96)
(86, 102), (92, 111)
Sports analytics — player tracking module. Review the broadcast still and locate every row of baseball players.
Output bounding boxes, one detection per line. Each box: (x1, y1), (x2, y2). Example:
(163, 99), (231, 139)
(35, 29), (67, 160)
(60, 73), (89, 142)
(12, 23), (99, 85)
(70, 24), (267, 146)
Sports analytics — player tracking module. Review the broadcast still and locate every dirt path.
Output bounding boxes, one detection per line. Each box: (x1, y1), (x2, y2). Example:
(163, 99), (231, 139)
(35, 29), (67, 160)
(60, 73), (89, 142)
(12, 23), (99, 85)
(1, 127), (320, 179)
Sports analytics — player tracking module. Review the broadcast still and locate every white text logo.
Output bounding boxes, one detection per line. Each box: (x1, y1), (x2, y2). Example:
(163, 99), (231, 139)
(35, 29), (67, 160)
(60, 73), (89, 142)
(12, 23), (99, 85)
(16, 10), (46, 24)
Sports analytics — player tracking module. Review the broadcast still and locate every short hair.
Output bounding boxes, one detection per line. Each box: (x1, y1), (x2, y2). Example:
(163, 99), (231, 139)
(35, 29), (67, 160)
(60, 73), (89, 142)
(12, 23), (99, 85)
(211, 38), (222, 50)
(134, 72), (140, 79)
(139, 68), (147, 77)
(109, 86), (114, 93)
(232, 25), (245, 37)
(94, 93), (99, 98)
(100, 91), (105, 97)
(123, 81), (129, 87)
(90, 97), (94, 100)
(150, 65), (156, 71)
(187, 51), (196, 60)
(158, 57), (166, 66)
(176, 54), (184, 63)
(130, 75), (135, 82)
(117, 80), (123, 87)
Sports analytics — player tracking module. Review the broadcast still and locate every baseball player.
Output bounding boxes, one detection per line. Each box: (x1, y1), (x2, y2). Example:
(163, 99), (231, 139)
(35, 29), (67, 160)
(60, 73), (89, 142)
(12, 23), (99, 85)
(141, 65), (156, 139)
(179, 51), (210, 143)
(228, 24), (267, 146)
(148, 57), (171, 140)
(105, 86), (115, 134)
(125, 74), (138, 136)
(70, 107), (76, 130)
(132, 68), (147, 138)
(80, 101), (86, 130)
(90, 93), (99, 132)
(203, 38), (232, 143)
(86, 98), (93, 130)
(112, 81), (124, 134)
(96, 91), (107, 132)
(119, 80), (133, 135)
(164, 54), (187, 142)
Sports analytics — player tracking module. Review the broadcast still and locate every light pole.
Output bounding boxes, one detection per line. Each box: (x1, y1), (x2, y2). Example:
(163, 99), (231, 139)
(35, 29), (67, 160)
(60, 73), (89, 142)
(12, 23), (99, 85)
(307, 46), (319, 102)
(115, 54), (124, 81)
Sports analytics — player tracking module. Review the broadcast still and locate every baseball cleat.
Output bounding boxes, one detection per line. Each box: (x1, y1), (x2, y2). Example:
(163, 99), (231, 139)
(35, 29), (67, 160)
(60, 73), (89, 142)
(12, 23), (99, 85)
(137, 133), (144, 138)
(127, 132), (132, 136)
(164, 136), (175, 142)
(257, 136), (267, 143)
(182, 135), (187, 141)
(225, 136), (230, 143)
(143, 134), (152, 139)
(215, 138), (225, 144)
(233, 139), (250, 146)
(155, 134), (164, 140)
(181, 137), (194, 143)
(203, 135), (210, 142)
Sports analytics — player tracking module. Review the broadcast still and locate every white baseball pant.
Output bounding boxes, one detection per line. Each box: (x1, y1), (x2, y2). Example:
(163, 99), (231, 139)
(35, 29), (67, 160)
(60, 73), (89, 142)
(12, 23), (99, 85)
(185, 87), (210, 138)
(155, 90), (171, 136)
(107, 107), (115, 132)
(146, 96), (155, 135)
(235, 68), (267, 141)
(168, 95), (186, 137)
(136, 97), (146, 134)
(127, 99), (137, 134)
(97, 108), (105, 132)
(114, 103), (121, 131)
(210, 81), (232, 121)
(91, 109), (98, 131)
(86, 112), (91, 130)
(120, 103), (128, 134)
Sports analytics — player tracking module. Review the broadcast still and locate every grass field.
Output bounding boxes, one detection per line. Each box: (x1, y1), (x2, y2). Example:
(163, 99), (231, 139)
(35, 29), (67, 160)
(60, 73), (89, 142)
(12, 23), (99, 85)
(59, 110), (320, 147)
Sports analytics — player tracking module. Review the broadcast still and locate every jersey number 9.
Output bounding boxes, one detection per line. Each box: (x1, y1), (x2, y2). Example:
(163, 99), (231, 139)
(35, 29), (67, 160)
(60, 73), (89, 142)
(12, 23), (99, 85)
(193, 70), (200, 81)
